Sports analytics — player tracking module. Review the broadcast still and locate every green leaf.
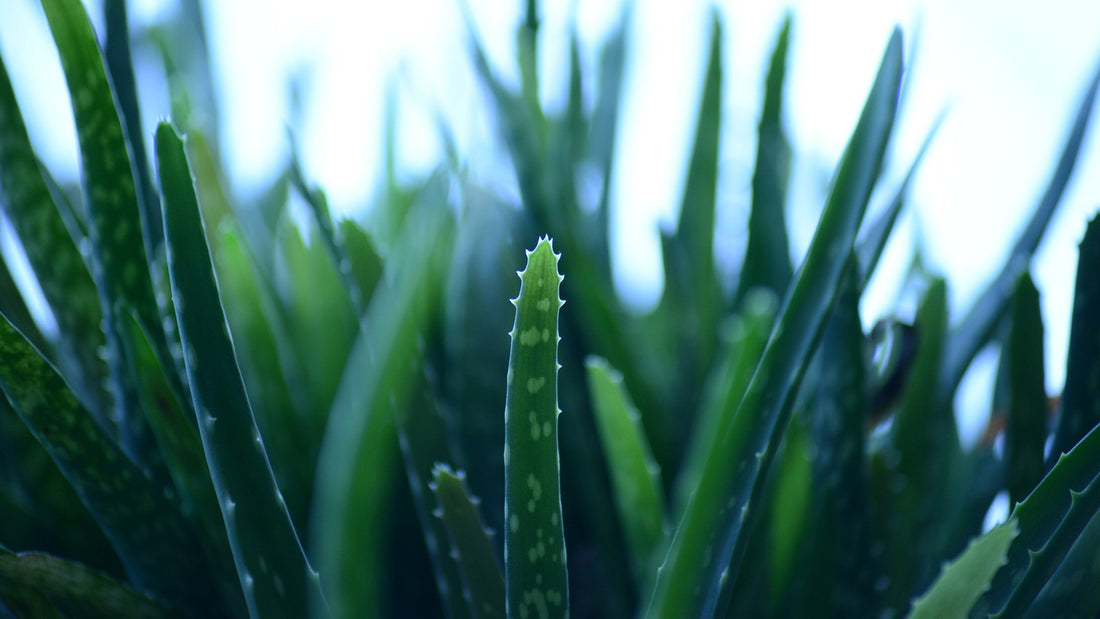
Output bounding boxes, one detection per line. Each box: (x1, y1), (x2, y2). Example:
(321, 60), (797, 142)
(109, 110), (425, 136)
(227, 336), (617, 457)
(103, 0), (161, 258)
(213, 223), (313, 526)
(856, 112), (942, 289)
(1005, 274), (1048, 506)
(673, 289), (777, 516)
(431, 465), (506, 619)
(938, 59), (1100, 404)
(663, 9), (723, 365)
(970, 416), (1100, 617)
(41, 0), (174, 455)
(799, 266), (877, 616)
(1051, 214), (1100, 461)
(875, 279), (957, 614)
(0, 51), (110, 422)
(394, 373), (474, 619)
(585, 357), (666, 588)
(906, 519), (1018, 619)
(1022, 502), (1100, 618)
(646, 28), (902, 619)
(734, 14), (793, 306)
(311, 172), (453, 619)
(0, 545), (184, 619)
(156, 122), (323, 618)
(0, 312), (220, 616)
(116, 307), (246, 617)
(503, 237), (568, 619)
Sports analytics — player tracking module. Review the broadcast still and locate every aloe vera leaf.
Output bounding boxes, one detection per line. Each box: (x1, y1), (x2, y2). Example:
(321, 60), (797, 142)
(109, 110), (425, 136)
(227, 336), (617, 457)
(289, 164), (365, 312)
(856, 112), (942, 288)
(0, 391), (120, 577)
(876, 279), (957, 613)
(336, 219), (383, 309)
(311, 173), (452, 619)
(393, 372), (473, 619)
(905, 519), (1017, 619)
(184, 130), (233, 250)
(213, 224), (313, 526)
(798, 266), (877, 616)
(503, 237), (568, 619)
(0, 313), (220, 616)
(734, 15), (793, 307)
(585, 357), (666, 588)
(970, 415), (1100, 617)
(665, 10), (722, 354)
(0, 569), (65, 619)
(673, 290), (776, 516)
(38, 153), (88, 244)
(646, 29), (902, 619)
(116, 307), (246, 616)
(0, 545), (184, 619)
(156, 122), (322, 618)
(1022, 501), (1100, 619)
(1005, 274), (1048, 506)
(0, 250), (47, 355)
(103, 0), (160, 257)
(272, 219), (358, 439)
(445, 196), (528, 548)
(516, 0), (544, 147)
(0, 52), (109, 420)
(431, 465), (506, 619)
(1051, 214), (1100, 462)
(41, 0), (179, 452)
(938, 60), (1100, 403)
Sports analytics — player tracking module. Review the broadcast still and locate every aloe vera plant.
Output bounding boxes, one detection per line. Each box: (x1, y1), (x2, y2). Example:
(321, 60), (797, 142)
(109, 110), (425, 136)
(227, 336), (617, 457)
(0, 1), (1099, 618)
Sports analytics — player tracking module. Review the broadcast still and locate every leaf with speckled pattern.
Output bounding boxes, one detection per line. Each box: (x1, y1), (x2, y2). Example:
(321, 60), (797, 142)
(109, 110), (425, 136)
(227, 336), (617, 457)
(156, 122), (323, 619)
(0, 311), (220, 617)
(431, 465), (505, 619)
(646, 30), (902, 619)
(40, 0), (177, 456)
(503, 237), (568, 619)
(0, 51), (110, 424)
(0, 545), (184, 619)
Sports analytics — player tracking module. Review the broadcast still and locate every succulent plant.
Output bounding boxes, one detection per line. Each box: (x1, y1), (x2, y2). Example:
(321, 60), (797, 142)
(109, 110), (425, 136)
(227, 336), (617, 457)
(0, 1), (1099, 618)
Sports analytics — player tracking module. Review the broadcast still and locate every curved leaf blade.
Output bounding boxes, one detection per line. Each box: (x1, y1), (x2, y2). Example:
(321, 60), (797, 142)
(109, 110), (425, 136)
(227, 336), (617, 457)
(646, 28), (903, 619)
(156, 122), (323, 618)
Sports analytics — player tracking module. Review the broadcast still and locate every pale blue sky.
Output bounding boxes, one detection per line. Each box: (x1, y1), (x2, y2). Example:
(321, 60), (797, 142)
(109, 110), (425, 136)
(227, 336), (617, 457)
(1, 0), (1099, 445)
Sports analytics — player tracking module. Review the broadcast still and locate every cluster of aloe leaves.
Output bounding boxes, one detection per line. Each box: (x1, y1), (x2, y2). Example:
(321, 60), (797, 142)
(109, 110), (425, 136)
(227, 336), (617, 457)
(1, 0), (1099, 617)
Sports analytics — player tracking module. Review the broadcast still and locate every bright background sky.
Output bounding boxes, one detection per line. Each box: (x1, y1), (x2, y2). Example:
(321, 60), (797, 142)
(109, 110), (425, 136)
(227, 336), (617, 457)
(1, 0), (1099, 446)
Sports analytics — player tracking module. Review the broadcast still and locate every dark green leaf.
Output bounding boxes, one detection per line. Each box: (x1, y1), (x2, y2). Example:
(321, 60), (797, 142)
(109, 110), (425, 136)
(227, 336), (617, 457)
(938, 59), (1100, 404)
(431, 465), (506, 619)
(1051, 214), (1100, 461)
(1005, 274), (1048, 505)
(646, 29), (903, 619)
(0, 312), (220, 617)
(734, 15), (793, 306)
(0, 51), (110, 422)
(0, 546), (183, 619)
(311, 172), (452, 619)
(157, 122), (323, 618)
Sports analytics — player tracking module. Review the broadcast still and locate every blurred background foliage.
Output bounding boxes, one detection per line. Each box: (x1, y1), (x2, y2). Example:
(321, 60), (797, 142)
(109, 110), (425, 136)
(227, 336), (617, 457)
(0, 0), (1098, 618)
